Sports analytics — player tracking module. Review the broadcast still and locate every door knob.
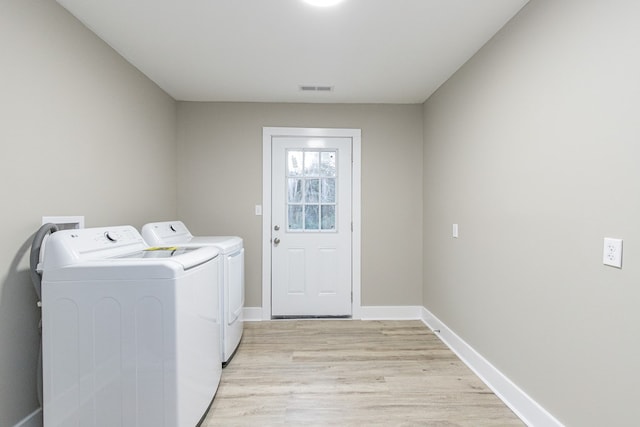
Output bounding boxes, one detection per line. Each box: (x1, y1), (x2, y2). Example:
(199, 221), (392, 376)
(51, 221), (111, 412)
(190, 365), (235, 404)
(274, 225), (280, 231)
(273, 237), (281, 245)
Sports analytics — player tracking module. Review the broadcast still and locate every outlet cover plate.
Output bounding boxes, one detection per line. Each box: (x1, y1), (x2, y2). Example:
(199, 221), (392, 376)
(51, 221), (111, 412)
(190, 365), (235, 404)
(603, 238), (622, 268)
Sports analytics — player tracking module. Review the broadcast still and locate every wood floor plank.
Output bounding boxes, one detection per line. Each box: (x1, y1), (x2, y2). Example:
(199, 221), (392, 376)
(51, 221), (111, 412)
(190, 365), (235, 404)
(202, 320), (523, 426)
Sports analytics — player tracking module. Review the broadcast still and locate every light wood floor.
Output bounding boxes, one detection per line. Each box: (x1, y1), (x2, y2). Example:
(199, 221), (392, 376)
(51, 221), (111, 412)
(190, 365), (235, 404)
(202, 320), (523, 426)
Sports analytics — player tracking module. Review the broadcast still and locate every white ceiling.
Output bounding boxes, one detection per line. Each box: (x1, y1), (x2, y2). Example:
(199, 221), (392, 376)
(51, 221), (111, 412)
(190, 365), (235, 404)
(56, 0), (529, 104)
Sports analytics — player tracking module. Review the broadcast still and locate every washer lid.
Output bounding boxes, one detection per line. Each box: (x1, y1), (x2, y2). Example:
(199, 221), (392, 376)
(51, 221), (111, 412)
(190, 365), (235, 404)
(116, 246), (202, 259)
(42, 245), (220, 281)
(41, 226), (218, 272)
(112, 245), (220, 270)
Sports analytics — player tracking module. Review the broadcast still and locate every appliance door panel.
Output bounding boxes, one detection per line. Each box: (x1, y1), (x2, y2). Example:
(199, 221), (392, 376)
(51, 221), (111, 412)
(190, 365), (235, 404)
(226, 248), (245, 325)
(43, 259), (220, 427)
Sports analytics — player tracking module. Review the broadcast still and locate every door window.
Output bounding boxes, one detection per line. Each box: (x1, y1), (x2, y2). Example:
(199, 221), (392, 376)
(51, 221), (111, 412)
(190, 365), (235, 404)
(286, 150), (337, 232)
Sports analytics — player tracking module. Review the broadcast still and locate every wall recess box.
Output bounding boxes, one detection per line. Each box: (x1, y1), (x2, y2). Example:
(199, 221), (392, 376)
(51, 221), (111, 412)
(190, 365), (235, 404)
(42, 216), (85, 230)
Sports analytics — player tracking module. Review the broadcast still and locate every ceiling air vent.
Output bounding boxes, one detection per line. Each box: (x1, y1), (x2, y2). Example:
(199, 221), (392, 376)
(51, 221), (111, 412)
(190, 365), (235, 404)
(299, 85), (334, 92)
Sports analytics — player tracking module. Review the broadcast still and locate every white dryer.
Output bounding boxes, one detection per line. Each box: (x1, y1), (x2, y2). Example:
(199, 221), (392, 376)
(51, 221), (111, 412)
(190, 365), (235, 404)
(41, 226), (222, 427)
(141, 221), (244, 366)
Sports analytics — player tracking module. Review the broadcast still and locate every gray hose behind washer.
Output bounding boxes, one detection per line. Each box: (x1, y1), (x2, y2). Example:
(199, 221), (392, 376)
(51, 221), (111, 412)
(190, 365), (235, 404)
(30, 223), (58, 301)
(30, 222), (58, 407)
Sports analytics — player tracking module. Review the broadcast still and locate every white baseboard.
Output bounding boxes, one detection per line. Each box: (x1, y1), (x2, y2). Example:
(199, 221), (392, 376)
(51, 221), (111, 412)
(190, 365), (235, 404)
(245, 305), (423, 321)
(13, 408), (42, 427)
(420, 307), (563, 427)
(358, 305), (423, 320)
(243, 306), (263, 321)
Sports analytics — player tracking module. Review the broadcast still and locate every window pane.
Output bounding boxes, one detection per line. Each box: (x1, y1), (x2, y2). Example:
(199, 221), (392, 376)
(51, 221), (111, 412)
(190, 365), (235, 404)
(321, 205), (335, 230)
(288, 151), (303, 176)
(320, 151), (336, 177)
(304, 151), (320, 176)
(288, 205), (303, 230)
(305, 205), (319, 230)
(321, 178), (336, 203)
(288, 179), (303, 203)
(305, 179), (320, 203)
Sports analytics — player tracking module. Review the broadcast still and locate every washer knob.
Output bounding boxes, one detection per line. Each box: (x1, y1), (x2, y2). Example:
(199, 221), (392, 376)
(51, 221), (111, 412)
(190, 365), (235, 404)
(105, 231), (118, 242)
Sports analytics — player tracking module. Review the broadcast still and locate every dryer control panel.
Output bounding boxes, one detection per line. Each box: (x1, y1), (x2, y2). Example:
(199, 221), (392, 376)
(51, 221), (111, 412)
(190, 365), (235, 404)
(142, 221), (193, 245)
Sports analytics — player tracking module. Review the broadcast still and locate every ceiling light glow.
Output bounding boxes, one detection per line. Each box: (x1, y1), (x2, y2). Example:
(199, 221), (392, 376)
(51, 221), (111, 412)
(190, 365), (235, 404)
(303, 0), (344, 7)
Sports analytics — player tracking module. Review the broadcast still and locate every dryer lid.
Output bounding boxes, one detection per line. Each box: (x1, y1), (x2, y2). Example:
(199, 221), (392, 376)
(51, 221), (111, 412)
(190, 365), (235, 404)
(186, 236), (243, 254)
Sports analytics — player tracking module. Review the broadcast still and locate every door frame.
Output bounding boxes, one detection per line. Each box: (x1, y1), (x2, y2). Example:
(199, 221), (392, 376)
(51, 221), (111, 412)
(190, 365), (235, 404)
(262, 127), (361, 320)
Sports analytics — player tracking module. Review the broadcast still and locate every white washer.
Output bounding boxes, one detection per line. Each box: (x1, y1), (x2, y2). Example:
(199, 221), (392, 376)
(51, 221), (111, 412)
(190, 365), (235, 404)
(41, 226), (222, 427)
(141, 221), (244, 366)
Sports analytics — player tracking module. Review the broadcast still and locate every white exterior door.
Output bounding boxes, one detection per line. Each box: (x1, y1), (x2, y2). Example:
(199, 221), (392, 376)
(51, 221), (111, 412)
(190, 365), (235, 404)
(271, 136), (352, 317)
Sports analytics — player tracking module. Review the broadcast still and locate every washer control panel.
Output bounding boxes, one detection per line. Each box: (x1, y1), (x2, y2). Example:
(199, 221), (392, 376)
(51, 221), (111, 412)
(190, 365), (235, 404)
(64, 226), (143, 250)
(43, 226), (146, 268)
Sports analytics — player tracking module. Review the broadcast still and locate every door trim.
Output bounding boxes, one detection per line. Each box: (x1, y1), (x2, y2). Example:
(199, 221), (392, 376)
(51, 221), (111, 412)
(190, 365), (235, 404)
(262, 127), (361, 320)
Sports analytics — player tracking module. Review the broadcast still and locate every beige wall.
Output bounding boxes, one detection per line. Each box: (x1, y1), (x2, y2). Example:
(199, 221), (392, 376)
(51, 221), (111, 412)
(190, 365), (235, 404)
(0, 1), (177, 425)
(422, 0), (640, 425)
(9, 0), (635, 424)
(176, 102), (424, 308)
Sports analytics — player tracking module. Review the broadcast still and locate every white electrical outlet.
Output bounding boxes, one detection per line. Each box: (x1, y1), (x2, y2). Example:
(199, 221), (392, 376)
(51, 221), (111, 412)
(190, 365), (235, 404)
(603, 238), (623, 268)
